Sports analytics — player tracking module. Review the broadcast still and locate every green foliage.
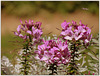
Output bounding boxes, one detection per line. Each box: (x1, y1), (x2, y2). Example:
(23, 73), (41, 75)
(1, 34), (23, 60)
(77, 34), (99, 75)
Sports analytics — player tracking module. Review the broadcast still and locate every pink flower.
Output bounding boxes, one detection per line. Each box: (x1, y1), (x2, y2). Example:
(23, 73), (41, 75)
(35, 39), (71, 65)
(14, 19), (43, 42)
(61, 20), (92, 45)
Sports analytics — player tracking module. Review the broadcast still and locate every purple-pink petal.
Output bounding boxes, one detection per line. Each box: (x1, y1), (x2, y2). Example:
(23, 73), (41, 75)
(27, 30), (32, 34)
(17, 25), (21, 32)
(14, 32), (18, 36)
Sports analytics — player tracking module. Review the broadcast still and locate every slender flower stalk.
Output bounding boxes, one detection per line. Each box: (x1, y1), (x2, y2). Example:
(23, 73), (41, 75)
(67, 41), (79, 75)
(48, 63), (58, 75)
(14, 19), (43, 75)
(60, 20), (92, 75)
(21, 41), (30, 75)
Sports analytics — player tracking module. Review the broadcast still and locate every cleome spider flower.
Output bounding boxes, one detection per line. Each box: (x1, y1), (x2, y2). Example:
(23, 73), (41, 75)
(35, 38), (71, 65)
(14, 19), (43, 42)
(60, 20), (92, 45)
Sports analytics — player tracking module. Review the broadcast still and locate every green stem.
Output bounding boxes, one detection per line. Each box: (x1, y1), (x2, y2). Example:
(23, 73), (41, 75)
(49, 63), (57, 75)
(67, 43), (79, 75)
(23, 35), (32, 75)
(24, 48), (28, 75)
(21, 37), (31, 75)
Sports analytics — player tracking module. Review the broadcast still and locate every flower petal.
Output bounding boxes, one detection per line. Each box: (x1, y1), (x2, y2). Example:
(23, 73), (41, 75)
(14, 32), (18, 36)
(17, 25), (21, 32)
(27, 30), (32, 34)
(64, 36), (73, 40)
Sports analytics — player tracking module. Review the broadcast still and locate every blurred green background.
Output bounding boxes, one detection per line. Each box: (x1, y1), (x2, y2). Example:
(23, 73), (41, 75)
(1, 1), (99, 63)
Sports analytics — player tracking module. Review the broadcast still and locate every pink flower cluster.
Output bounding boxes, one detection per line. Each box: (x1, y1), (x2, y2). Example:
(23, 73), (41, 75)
(14, 19), (43, 42)
(35, 39), (71, 65)
(61, 20), (92, 44)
